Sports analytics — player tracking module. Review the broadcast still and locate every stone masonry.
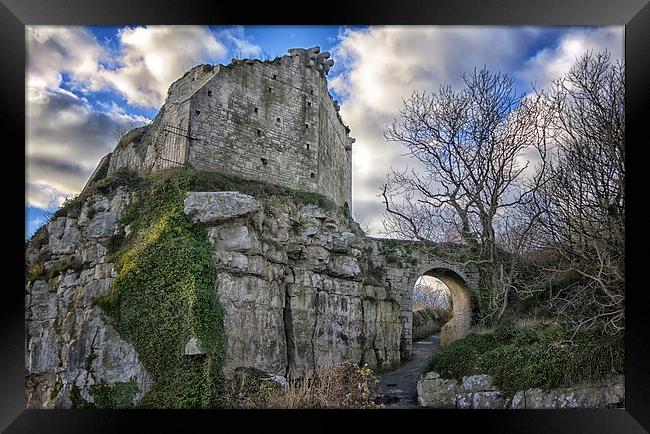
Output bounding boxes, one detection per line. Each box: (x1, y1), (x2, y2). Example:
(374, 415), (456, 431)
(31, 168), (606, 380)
(100, 47), (354, 210)
(417, 372), (625, 409)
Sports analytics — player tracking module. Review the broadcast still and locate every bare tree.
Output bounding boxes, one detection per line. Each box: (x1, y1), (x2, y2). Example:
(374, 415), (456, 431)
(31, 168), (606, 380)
(519, 51), (625, 335)
(382, 67), (550, 325)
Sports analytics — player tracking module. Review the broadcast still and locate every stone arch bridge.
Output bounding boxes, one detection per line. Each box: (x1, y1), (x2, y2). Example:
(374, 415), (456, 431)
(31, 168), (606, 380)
(369, 238), (480, 359)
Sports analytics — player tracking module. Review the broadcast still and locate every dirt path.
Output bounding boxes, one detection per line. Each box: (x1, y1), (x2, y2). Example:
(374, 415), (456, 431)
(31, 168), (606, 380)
(376, 333), (441, 408)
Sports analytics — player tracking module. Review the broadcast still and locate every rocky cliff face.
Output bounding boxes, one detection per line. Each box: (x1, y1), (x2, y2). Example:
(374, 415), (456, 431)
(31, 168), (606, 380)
(25, 178), (403, 408)
(183, 191), (403, 379)
(25, 188), (152, 408)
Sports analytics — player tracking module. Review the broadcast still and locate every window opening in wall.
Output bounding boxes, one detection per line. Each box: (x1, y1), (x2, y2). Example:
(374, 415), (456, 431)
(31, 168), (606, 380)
(268, 87), (273, 92)
(257, 129), (262, 136)
(273, 74), (277, 79)
(208, 90), (212, 96)
(261, 158), (268, 166)
(254, 107), (258, 114)
(310, 89), (314, 95)
(305, 124), (309, 129)
(195, 110), (201, 115)
(306, 143), (310, 150)
(276, 117), (281, 123)
(307, 101), (311, 107)
(310, 172), (315, 178)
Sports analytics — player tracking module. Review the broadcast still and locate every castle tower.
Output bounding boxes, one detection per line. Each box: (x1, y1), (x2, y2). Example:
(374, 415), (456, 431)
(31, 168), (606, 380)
(101, 47), (354, 210)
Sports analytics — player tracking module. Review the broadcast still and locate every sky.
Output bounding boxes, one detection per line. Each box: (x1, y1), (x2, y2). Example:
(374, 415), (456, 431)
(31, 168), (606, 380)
(25, 25), (623, 238)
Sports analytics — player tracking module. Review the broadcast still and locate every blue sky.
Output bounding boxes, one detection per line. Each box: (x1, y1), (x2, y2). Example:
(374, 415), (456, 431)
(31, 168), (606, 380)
(25, 25), (623, 237)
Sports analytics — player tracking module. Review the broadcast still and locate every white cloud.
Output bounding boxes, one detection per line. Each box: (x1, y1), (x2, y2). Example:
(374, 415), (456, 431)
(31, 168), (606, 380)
(26, 26), (105, 91)
(25, 86), (148, 209)
(94, 26), (228, 107)
(26, 182), (70, 210)
(330, 26), (623, 236)
(218, 26), (262, 58)
(519, 27), (623, 91)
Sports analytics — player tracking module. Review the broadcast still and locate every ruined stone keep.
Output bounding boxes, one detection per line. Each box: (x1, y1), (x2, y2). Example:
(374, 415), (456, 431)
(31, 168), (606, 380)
(97, 47), (354, 210)
(25, 47), (480, 409)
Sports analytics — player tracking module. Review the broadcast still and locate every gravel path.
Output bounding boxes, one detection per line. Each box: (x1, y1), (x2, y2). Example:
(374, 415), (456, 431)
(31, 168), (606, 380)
(376, 333), (441, 408)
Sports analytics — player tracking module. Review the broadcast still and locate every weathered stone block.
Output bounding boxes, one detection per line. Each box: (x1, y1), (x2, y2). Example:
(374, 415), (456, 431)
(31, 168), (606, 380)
(417, 373), (460, 408)
(184, 191), (260, 223)
(87, 212), (118, 238)
(48, 218), (81, 254)
(184, 337), (204, 356)
(472, 391), (506, 409)
(461, 374), (496, 392)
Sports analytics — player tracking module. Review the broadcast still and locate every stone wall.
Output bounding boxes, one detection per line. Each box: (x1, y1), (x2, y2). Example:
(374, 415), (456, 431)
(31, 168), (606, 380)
(412, 308), (440, 341)
(417, 372), (625, 409)
(104, 48), (353, 208)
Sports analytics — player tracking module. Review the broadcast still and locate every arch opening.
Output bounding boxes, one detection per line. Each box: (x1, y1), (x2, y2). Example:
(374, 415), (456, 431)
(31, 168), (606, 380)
(416, 268), (472, 347)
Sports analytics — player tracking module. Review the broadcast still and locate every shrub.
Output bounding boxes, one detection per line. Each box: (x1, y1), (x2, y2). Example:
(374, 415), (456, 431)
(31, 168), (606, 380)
(428, 323), (624, 398)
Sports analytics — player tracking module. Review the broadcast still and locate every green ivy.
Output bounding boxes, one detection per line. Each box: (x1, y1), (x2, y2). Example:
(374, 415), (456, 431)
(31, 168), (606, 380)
(96, 171), (226, 408)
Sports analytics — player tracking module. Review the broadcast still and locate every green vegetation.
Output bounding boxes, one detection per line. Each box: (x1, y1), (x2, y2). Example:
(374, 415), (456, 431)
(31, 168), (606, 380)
(26, 253), (82, 285)
(428, 321), (624, 398)
(70, 380), (139, 409)
(96, 169), (225, 409)
(90, 379), (139, 409)
(115, 126), (147, 150)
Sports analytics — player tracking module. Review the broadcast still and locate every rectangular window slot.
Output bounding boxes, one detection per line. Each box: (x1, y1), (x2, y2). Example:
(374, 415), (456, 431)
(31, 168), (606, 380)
(310, 89), (314, 95)
(310, 172), (315, 178)
(195, 110), (201, 115)
(254, 107), (258, 114)
(276, 117), (281, 123)
(273, 74), (277, 79)
(207, 90), (212, 96)
(268, 87), (273, 92)
(257, 129), (262, 136)
(261, 158), (268, 166)
(305, 124), (309, 129)
(307, 102), (311, 107)
(306, 143), (310, 150)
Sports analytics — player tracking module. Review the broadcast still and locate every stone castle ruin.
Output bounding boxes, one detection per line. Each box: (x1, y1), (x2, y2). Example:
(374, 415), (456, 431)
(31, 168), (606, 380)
(25, 47), (479, 408)
(89, 46), (353, 210)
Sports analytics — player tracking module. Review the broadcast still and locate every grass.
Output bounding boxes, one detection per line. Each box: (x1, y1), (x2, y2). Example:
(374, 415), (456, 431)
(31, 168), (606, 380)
(428, 321), (624, 398)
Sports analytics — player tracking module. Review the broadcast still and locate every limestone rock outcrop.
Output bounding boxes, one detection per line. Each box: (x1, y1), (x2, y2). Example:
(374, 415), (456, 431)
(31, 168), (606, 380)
(25, 186), (405, 408)
(190, 192), (403, 379)
(25, 188), (151, 409)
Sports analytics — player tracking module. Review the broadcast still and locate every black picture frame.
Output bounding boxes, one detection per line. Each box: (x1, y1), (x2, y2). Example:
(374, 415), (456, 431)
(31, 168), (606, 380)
(2, 0), (648, 432)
